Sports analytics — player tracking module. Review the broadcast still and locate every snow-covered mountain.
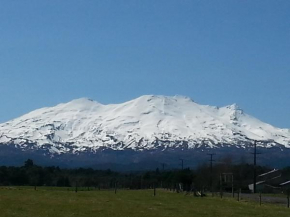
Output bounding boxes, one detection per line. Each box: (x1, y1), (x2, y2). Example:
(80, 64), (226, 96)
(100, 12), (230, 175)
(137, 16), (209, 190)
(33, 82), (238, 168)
(0, 95), (289, 157)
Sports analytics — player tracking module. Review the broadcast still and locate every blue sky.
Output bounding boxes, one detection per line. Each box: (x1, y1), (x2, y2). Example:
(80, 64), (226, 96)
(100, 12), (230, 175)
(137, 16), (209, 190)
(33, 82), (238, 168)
(0, 0), (289, 128)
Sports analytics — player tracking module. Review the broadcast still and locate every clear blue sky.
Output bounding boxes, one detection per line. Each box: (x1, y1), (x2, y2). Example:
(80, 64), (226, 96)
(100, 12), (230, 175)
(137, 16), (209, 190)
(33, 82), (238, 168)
(0, 0), (289, 128)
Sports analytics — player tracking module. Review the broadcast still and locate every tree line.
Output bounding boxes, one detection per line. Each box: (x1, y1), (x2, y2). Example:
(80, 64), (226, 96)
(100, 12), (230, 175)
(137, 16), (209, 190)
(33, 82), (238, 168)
(1, 158), (290, 192)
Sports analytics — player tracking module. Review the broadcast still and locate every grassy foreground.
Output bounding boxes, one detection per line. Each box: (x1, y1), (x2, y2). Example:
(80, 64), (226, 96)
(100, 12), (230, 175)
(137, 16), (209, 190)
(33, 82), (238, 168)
(0, 187), (289, 217)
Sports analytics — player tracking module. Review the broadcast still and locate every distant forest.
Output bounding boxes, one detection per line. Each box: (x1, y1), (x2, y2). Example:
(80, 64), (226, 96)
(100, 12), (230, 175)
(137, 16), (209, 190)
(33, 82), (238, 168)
(1, 159), (290, 192)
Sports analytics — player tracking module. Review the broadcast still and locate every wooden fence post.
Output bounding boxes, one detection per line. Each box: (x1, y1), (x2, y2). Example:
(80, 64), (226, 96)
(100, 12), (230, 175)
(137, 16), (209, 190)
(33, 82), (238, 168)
(220, 174), (222, 199)
(287, 190), (289, 208)
(237, 188), (241, 201)
(232, 174), (234, 198)
(259, 192), (262, 206)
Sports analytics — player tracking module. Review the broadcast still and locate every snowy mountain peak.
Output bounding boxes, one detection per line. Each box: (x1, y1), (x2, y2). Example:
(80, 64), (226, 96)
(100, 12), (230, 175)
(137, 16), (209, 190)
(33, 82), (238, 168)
(0, 95), (289, 155)
(51, 98), (103, 114)
(63, 97), (101, 107)
(132, 94), (194, 103)
(226, 103), (241, 111)
(69, 97), (96, 104)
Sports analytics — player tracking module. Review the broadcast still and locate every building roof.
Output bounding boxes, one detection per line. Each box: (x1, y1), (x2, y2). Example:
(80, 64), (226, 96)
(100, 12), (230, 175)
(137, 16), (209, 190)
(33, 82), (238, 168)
(279, 180), (290, 186)
(258, 169), (279, 177)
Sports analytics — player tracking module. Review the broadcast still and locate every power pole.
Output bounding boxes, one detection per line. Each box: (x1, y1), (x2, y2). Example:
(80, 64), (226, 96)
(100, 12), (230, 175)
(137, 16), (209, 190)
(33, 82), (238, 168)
(251, 140), (261, 193)
(179, 159), (184, 170)
(161, 163), (165, 171)
(207, 153), (215, 195)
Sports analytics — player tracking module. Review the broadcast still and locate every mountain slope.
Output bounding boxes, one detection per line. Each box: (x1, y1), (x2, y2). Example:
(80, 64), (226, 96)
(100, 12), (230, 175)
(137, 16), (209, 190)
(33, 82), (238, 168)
(0, 95), (289, 156)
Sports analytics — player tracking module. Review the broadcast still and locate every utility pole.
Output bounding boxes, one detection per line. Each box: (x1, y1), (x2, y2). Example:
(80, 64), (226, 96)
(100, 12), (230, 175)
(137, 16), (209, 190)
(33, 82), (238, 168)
(161, 163), (165, 171)
(207, 153), (215, 195)
(219, 174), (223, 198)
(179, 159), (184, 170)
(160, 163), (165, 189)
(251, 140), (261, 193)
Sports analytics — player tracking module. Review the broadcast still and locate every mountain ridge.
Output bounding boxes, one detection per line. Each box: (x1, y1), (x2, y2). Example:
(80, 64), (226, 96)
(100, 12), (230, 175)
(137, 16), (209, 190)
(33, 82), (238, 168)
(0, 95), (289, 157)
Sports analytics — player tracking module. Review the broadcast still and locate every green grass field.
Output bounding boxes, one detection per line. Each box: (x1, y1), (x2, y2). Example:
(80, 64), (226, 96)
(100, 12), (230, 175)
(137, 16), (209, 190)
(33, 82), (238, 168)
(0, 187), (289, 217)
